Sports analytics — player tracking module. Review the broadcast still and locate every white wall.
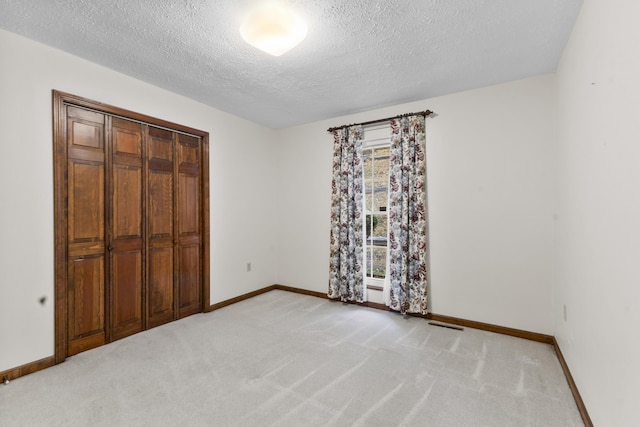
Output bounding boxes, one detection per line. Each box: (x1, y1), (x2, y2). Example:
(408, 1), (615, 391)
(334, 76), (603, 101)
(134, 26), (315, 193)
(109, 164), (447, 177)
(555, 0), (640, 425)
(275, 75), (556, 335)
(0, 29), (279, 372)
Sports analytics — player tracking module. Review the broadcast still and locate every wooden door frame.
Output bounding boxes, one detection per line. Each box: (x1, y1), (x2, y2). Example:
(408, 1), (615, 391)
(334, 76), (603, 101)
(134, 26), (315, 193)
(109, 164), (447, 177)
(53, 90), (210, 364)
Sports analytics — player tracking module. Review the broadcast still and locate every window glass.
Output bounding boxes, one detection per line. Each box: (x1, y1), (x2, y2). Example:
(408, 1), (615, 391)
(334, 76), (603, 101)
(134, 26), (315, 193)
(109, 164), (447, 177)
(363, 145), (389, 280)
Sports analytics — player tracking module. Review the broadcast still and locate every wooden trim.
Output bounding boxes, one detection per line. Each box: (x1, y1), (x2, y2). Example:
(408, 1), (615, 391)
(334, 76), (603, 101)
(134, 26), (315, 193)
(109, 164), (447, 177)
(252, 284), (391, 311)
(52, 91), (208, 138)
(274, 284), (395, 312)
(0, 356), (56, 383)
(272, 284), (553, 344)
(553, 338), (593, 427)
(272, 284), (328, 299)
(272, 286), (553, 344)
(201, 133), (211, 311)
(272, 285), (553, 344)
(207, 285), (278, 312)
(52, 91), (68, 365)
(356, 300), (388, 311)
(427, 313), (555, 345)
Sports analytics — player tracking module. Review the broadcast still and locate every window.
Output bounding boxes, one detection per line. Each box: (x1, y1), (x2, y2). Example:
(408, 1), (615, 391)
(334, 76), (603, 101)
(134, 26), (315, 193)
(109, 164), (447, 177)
(328, 115), (428, 311)
(362, 129), (390, 283)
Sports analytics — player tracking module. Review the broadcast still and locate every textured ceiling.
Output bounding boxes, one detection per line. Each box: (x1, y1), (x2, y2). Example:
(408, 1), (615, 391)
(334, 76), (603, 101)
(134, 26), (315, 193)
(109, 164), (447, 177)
(0, 0), (583, 128)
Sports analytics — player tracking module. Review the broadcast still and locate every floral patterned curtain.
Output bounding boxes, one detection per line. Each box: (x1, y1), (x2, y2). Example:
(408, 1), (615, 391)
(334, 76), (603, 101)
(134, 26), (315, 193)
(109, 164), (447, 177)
(386, 115), (428, 314)
(328, 125), (365, 303)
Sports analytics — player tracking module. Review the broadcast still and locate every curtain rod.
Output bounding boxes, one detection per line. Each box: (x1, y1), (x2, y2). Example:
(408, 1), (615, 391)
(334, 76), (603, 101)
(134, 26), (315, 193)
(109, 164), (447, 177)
(326, 109), (434, 133)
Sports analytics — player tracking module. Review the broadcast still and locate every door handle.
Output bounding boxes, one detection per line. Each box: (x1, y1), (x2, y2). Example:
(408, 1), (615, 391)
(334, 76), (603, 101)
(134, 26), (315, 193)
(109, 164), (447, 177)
(108, 245), (114, 251)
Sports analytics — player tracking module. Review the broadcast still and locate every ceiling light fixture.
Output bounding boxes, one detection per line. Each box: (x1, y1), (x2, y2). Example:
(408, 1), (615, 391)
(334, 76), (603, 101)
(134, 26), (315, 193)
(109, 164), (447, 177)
(240, 2), (308, 57)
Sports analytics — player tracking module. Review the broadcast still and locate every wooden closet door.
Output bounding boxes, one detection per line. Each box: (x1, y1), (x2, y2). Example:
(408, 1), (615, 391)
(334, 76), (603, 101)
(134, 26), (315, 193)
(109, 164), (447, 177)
(54, 91), (209, 363)
(66, 106), (107, 356)
(147, 127), (176, 328)
(176, 134), (202, 318)
(108, 117), (145, 341)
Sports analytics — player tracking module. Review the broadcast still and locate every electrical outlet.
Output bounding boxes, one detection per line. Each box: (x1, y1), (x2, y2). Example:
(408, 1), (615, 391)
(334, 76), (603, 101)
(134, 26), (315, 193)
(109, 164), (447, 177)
(247, 262), (251, 272)
(563, 304), (567, 322)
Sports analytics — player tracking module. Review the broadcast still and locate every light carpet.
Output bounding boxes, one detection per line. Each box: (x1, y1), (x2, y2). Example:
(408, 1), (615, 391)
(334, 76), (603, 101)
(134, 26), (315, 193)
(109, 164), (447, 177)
(0, 290), (583, 426)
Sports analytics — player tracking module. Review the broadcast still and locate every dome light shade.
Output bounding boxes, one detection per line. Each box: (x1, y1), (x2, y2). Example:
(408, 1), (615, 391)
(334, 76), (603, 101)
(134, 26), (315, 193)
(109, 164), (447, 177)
(240, 3), (307, 56)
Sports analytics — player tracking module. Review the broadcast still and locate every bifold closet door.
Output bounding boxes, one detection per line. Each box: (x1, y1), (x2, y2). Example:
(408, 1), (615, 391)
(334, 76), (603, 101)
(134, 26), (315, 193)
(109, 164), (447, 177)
(55, 91), (209, 361)
(176, 134), (202, 318)
(147, 127), (176, 328)
(66, 106), (107, 356)
(108, 117), (145, 341)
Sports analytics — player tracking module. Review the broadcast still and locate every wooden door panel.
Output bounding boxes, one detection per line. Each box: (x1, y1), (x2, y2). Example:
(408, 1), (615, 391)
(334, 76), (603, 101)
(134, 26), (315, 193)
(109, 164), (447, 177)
(67, 107), (104, 150)
(68, 256), (104, 339)
(113, 165), (142, 239)
(147, 127), (175, 328)
(113, 123), (142, 156)
(149, 171), (173, 238)
(67, 148), (105, 163)
(68, 161), (104, 242)
(148, 127), (173, 162)
(68, 255), (105, 355)
(178, 143), (198, 166)
(148, 246), (174, 327)
(178, 174), (199, 235)
(70, 121), (102, 149)
(177, 134), (200, 237)
(178, 243), (201, 318)
(66, 106), (107, 356)
(176, 134), (201, 319)
(177, 134), (199, 164)
(110, 250), (143, 340)
(109, 118), (144, 341)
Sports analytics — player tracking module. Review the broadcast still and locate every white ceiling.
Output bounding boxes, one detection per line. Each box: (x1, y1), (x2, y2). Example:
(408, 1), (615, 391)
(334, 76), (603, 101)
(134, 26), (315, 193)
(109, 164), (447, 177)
(0, 0), (583, 128)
